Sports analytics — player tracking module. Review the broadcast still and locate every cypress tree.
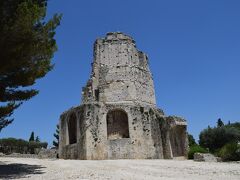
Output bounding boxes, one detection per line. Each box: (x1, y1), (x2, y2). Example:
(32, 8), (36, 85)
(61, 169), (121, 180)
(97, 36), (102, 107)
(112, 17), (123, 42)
(53, 124), (59, 148)
(217, 118), (224, 127)
(35, 136), (40, 142)
(29, 131), (35, 142)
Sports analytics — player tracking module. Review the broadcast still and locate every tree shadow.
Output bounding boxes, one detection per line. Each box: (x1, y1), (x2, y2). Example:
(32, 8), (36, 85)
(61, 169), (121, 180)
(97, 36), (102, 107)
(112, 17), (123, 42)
(0, 161), (45, 179)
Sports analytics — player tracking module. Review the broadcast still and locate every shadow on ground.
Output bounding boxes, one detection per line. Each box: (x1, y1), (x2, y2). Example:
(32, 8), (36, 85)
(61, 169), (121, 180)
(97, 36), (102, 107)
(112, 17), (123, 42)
(0, 161), (45, 179)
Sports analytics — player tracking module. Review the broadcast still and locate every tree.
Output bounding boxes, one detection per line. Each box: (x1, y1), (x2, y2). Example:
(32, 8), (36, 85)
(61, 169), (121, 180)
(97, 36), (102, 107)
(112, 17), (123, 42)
(218, 142), (240, 161)
(199, 126), (240, 152)
(29, 131), (35, 142)
(0, 137), (47, 154)
(0, 0), (62, 131)
(188, 134), (197, 147)
(226, 122), (240, 132)
(217, 118), (224, 127)
(35, 136), (40, 142)
(53, 124), (59, 148)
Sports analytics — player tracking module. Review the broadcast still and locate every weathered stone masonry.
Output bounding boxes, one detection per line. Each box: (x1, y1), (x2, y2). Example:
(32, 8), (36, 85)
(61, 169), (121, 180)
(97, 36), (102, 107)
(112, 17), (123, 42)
(59, 32), (188, 159)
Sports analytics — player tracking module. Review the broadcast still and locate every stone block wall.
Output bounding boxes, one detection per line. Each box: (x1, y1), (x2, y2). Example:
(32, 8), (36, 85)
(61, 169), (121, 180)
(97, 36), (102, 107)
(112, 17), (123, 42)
(82, 32), (156, 106)
(59, 103), (187, 160)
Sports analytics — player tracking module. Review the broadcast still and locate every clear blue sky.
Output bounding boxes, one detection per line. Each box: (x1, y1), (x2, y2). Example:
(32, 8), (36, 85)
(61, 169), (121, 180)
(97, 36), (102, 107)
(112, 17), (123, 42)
(1, 0), (240, 146)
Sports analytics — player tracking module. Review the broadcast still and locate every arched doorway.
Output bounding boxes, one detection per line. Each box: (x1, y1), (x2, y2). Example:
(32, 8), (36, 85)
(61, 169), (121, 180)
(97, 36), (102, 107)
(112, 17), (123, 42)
(107, 109), (129, 140)
(68, 113), (77, 144)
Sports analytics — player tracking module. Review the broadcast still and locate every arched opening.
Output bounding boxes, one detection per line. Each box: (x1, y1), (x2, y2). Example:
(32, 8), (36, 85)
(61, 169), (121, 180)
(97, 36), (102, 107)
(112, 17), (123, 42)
(68, 113), (77, 144)
(107, 109), (129, 140)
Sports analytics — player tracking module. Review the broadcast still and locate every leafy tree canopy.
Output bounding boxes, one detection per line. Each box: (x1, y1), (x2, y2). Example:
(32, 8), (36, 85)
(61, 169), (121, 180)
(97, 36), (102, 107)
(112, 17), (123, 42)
(0, 0), (62, 131)
(199, 120), (240, 152)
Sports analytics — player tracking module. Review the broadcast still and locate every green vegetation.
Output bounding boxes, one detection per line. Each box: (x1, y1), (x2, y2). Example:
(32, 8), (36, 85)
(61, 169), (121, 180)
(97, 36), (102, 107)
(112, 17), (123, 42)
(225, 122), (240, 132)
(199, 126), (240, 152)
(187, 133), (207, 159)
(0, 0), (62, 131)
(35, 136), (40, 142)
(218, 142), (240, 161)
(188, 134), (197, 147)
(217, 118), (224, 127)
(198, 119), (240, 161)
(0, 137), (47, 154)
(187, 120), (240, 161)
(29, 131), (35, 141)
(53, 124), (59, 148)
(188, 145), (208, 159)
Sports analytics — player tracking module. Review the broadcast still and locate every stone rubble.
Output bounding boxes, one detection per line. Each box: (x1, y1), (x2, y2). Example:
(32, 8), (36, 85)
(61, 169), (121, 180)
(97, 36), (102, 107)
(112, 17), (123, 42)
(194, 153), (218, 162)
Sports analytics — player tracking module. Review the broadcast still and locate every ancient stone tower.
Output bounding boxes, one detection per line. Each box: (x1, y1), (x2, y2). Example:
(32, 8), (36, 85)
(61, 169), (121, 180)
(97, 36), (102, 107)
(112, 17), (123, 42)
(59, 32), (188, 159)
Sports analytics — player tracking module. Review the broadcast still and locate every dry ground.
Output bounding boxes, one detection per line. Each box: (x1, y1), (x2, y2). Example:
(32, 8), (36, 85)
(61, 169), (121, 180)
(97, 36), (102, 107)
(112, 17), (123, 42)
(0, 157), (240, 180)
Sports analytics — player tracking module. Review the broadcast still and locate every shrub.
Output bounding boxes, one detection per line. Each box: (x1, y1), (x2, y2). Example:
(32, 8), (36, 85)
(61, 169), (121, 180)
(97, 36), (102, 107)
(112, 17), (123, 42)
(188, 145), (208, 159)
(218, 142), (240, 161)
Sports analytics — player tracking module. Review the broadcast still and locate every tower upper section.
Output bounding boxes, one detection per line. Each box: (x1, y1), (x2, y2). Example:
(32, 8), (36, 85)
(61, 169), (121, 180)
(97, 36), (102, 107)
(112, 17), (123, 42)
(82, 32), (156, 106)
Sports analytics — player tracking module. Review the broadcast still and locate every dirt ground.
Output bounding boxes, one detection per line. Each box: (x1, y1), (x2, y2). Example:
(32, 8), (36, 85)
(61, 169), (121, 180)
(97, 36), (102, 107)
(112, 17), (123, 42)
(0, 157), (239, 180)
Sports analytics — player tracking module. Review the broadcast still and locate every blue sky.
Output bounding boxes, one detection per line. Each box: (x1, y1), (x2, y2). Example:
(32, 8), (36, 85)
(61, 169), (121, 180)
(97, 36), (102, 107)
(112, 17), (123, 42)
(1, 0), (240, 146)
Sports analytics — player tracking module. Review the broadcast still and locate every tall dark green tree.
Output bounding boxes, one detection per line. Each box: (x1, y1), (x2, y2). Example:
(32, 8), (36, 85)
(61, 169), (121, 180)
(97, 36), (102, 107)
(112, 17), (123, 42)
(35, 136), (40, 142)
(29, 131), (35, 141)
(217, 118), (224, 127)
(188, 133), (197, 147)
(53, 124), (59, 148)
(0, 0), (62, 131)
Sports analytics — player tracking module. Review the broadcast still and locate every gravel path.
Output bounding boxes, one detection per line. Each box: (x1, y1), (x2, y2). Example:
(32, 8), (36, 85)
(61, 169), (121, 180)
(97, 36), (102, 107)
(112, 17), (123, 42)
(0, 157), (239, 180)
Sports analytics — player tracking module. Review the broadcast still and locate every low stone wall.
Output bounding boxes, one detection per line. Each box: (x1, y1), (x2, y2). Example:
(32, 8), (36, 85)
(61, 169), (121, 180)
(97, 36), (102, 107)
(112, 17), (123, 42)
(38, 149), (58, 159)
(0, 149), (58, 159)
(0, 152), (38, 158)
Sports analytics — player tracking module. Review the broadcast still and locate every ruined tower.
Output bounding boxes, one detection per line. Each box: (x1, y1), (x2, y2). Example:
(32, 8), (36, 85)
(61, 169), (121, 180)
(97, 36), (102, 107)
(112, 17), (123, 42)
(59, 32), (188, 159)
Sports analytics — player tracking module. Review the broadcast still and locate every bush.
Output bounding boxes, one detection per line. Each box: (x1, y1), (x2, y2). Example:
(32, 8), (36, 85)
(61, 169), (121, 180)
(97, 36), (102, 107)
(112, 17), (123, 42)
(218, 142), (240, 161)
(188, 145), (208, 159)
